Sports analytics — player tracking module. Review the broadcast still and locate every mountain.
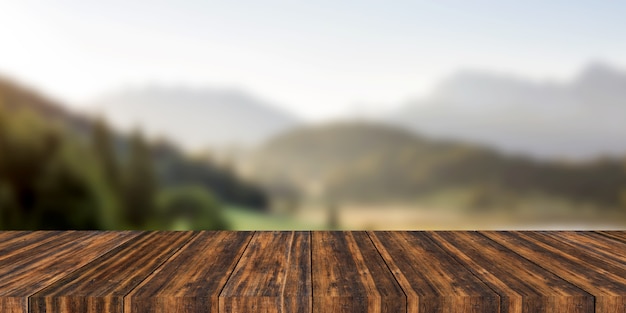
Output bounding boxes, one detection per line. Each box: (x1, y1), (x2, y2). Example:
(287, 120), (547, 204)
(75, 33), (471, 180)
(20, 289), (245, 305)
(92, 86), (300, 151)
(247, 121), (424, 187)
(390, 62), (626, 160)
(247, 122), (626, 208)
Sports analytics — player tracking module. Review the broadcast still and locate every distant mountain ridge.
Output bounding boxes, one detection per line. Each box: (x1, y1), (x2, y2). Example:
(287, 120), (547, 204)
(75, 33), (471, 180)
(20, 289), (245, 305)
(390, 62), (626, 160)
(248, 122), (626, 207)
(93, 86), (300, 151)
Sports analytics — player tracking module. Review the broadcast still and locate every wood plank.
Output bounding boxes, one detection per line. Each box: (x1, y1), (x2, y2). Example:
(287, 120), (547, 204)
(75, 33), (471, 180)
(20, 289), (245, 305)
(0, 231), (64, 263)
(0, 231), (138, 313)
(312, 231), (405, 313)
(482, 231), (626, 313)
(520, 231), (626, 279)
(30, 231), (197, 313)
(369, 231), (499, 313)
(545, 231), (626, 270)
(596, 231), (626, 244)
(124, 231), (254, 313)
(428, 231), (593, 312)
(0, 230), (625, 312)
(220, 231), (311, 312)
(0, 232), (126, 281)
(0, 231), (38, 251)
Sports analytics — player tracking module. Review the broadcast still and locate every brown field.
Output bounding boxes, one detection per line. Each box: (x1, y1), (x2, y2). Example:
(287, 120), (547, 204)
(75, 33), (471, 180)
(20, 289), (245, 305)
(294, 204), (626, 230)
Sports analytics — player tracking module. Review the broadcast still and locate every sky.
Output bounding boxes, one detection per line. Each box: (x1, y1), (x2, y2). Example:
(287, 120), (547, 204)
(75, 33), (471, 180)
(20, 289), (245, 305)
(1, 0), (626, 121)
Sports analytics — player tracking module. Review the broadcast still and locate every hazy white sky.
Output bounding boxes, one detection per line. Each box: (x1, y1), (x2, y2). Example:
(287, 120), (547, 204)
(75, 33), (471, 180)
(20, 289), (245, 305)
(1, 0), (626, 120)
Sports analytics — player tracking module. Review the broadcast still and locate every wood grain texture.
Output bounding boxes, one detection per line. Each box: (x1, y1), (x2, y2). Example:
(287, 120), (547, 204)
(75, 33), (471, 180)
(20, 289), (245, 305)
(0, 231), (65, 266)
(596, 231), (626, 244)
(312, 231), (405, 313)
(30, 231), (197, 313)
(0, 231), (41, 252)
(369, 231), (499, 313)
(0, 231), (137, 313)
(1, 231), (626, 312)
(546, 231), (626, 271)
(428, 231), (593, 313)
(521, 231), (626, 277)
(124, 231), (253, 313)
(220, 231), (311, 313)
(482, 231), (626, 313)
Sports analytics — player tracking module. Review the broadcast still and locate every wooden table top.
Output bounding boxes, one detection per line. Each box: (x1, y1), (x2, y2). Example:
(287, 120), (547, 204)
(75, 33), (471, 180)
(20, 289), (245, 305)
(1, 231), (625, 313)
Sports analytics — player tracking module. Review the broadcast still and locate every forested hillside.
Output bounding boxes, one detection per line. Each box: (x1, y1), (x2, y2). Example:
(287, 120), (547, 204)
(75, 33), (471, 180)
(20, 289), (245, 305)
(249, 122), (626, 211)
(0, 78), (267, 230)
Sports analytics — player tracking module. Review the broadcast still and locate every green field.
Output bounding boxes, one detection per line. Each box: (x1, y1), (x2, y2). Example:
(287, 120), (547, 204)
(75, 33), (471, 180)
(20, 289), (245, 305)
(222, 206), (327, 230)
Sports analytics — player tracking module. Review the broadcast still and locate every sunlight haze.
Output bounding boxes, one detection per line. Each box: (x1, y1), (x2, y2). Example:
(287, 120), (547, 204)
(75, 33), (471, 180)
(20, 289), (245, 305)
(2, 1), (626, 120)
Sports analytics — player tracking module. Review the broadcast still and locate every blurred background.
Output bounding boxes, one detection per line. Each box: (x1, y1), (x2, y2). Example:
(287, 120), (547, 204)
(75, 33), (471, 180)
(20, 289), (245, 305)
(1, 1), (626, 230)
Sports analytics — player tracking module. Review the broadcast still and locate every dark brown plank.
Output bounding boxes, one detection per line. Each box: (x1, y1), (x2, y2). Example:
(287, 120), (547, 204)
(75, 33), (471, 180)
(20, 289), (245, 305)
(30, 231), (196, 313)
(0, 231), (28, 241)
(428, 231), (593, 312)
(0, 231), (64, 263)
(482, 231), (626, 313)
(545, 231), (626, 270)
(0, 231), (138, 313)
(520, 231), (626, 280)
(124, 231), (254, 313)
(596, 231), (626, 244)
(0, 231), (39, 251)
(370, 231), (499, 313)
(312, 231), (405, 313)
(220, 231), (311, 312)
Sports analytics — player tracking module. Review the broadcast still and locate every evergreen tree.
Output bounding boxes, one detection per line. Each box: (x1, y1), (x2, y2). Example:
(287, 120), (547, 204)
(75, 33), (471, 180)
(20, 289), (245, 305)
(0, 106), (104, 229)
(0, 104), (17, 229)
(122, 129), (158, 228)
(90, 117), (126, 228)
(33, 145), (101, 230)
(92, 117), (120, 190)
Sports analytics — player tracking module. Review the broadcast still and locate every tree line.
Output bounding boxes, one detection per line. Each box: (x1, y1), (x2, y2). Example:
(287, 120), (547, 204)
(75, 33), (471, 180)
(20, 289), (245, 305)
(0, 80), (268, 230)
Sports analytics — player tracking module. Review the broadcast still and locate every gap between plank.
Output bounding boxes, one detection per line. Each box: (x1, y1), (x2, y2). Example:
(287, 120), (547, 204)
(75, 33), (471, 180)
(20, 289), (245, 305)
(119, 231), (202, 312)
(279, 231), (296, 313)
(309, 231), (313, 313)
(424, 231), (505, 311)
(365, 231), (408, 313)
(216, 231), (256, 312)
(26, 231), (141, 313)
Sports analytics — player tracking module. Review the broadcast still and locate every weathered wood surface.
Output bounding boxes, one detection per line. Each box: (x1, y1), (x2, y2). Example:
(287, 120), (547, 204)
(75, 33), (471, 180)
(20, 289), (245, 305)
(0, 231), (625, 312)
(313, 231), (405, 312)
(221, 231), (311, 312)
(30, 232), (196, 313)
(124, 231), (253, 313)
(482, 231), (626, 313)
(370, 231), (499, 312)
(429, 231), (593, 312)
(0, 231), (138, 313)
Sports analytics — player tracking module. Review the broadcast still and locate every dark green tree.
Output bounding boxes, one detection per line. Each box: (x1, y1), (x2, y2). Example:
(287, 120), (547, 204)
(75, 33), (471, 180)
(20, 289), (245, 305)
(90, 117), (125, 228)
(0, 104), (18, 228)
(122, 129), (158, 228)
(33, 145), (101, 229)
(0, 105), (104, 229)
(92, 117), (120, 190)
